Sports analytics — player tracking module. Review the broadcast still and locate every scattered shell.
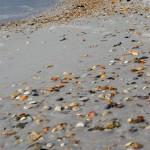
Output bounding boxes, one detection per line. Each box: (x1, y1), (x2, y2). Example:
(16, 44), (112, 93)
(60, 143), (65, 147)
(104, 120), (121, 129)
(54, 105), (64, 112)
(24, 91), (31, 95)
(128, 49), (139, 56)
(69, 102), (80, 111)
(146, 72), (150, 77)
(79, 97), (89, 102)
(28, 131), (42, 142)
(18, 95), (28, 101)
(125, 142), (143, 149)
(46, 143), (54, 148)
(2, 130), (16, 136)
(131, 66), (145, 73)
(10, 92), (20, 99)
(51, 123), (67, 133)
(76, 122), (85, 128)
(127, 116), (145, 124)
(87, 111), (96, 120)
(51, 76), (60, 81)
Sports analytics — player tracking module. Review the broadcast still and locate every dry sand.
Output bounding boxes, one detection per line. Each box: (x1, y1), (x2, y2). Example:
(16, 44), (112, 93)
(0, 0), (150, 150)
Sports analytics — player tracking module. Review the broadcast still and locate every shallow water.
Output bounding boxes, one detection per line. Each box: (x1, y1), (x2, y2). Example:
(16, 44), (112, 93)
(0, 0), (58, 21)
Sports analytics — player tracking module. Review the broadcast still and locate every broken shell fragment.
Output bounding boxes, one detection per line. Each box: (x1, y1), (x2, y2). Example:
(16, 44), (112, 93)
(51, 123), (67, 133)
(28, 131), (42, 142)
(104, 120), (121, 129)
(18, 95), (29, 101)
(76, 122), (85, 128)
(127, 116), (145, 124)
(125, 142), (143, 149)
(54, 105), (64, 112)
(128, 49), (139, 56)
(87, 111), (96, 120)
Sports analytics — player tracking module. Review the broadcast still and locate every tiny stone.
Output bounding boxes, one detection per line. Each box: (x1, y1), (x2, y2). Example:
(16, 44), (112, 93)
(31, 89), (39, 96)
(56, 97), (64, 101)
(129, 126), (138, 133)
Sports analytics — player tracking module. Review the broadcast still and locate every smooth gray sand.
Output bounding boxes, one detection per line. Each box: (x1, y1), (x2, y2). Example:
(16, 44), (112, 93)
(0, 1), (150, 150)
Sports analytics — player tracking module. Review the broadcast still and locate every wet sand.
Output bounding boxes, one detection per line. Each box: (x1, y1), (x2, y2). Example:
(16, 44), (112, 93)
(0, 0), (150, 150)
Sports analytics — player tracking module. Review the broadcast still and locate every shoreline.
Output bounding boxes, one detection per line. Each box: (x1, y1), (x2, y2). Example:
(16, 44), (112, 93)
(0, 0), (103, 31)
(1, 0), (149, 32)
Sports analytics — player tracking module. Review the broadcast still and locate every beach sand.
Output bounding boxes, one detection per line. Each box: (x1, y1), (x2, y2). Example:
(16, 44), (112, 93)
(0, 0), (150, 150)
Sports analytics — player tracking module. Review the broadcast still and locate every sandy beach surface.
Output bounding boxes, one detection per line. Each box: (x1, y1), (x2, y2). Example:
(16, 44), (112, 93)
(0, 0), (150, 150)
